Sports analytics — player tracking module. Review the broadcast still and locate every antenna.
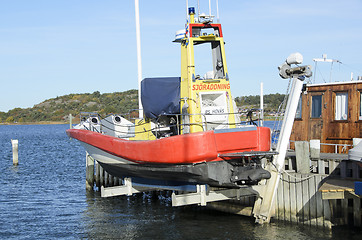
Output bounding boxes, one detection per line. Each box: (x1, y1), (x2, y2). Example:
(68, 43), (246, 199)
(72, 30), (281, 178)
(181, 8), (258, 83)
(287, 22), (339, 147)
(198, 0), (200, 21)
(216, 0), (219, 23)
(313, 54), (341, 83)
(188, 0), (216, 23)
(134, 0), (143, 118)
(209, 0), (211, 17)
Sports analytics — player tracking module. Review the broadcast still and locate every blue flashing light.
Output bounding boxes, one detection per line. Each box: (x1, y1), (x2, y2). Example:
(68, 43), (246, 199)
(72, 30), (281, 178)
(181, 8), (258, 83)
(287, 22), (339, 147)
(188, 7), (195, 15)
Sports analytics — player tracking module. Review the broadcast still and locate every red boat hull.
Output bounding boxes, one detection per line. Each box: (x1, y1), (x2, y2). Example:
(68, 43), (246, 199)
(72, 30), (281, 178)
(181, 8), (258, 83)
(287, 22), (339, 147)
(66, 126), (270, 164)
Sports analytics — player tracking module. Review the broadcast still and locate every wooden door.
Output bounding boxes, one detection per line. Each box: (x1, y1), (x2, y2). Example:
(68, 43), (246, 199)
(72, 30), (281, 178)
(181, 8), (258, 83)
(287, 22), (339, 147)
(309, 93), (325, 140)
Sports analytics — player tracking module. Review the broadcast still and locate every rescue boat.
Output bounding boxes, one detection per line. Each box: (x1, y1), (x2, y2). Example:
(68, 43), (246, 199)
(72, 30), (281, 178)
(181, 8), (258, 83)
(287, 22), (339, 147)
(67, 6), (274, 188)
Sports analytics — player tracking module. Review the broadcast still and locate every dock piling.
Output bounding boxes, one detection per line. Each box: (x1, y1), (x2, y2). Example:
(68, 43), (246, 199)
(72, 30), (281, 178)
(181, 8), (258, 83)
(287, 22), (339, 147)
(310, 139), (320, 159)
(11, 139), (18, 166)
(69, 114), (73, 129)
(86, 152), (95, 191)
(295, 141), (310, 174)
(95, 161), (100, 188)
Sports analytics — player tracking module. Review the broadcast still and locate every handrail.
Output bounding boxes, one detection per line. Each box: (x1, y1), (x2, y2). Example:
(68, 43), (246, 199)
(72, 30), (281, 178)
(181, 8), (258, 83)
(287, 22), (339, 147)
(289, 140), (353, 154)
(77, 111), (260, 136)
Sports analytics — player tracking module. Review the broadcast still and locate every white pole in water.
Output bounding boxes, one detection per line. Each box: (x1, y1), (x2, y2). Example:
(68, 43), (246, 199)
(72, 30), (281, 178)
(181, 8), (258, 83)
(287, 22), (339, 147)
(135, 0), (143, 118)
(260, 82), (264, 127)
(11, 139), (18, 166)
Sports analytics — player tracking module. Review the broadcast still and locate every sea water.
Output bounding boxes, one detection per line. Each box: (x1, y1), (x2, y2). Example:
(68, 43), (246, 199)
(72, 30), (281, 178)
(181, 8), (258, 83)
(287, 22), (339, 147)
(0, 124), (361, 239)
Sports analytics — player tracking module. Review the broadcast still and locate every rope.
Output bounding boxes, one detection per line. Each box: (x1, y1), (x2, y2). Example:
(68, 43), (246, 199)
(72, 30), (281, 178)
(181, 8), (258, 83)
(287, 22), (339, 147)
(270, 161), (315, 182)
(280, 168), (315, 182)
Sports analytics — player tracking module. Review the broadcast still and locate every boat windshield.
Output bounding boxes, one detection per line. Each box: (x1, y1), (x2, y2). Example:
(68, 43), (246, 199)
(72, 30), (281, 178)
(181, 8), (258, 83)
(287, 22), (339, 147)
(193, 40), (225, 80)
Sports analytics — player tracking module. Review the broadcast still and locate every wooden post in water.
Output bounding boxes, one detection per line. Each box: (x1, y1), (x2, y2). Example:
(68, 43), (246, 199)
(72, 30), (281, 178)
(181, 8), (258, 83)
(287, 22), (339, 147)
(95, 160), (100, 188)
(86, 152), (95, 191)
(69, 114), (73, 129)
(100, 164), (104, 187)
(11, 139), (18, 166)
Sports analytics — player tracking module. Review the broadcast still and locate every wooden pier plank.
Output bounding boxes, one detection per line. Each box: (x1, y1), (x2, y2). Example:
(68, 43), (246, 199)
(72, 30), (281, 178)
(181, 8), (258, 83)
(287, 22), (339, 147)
(277, 175), (284, 221)
(352, 162), (360, 179)
(295, 173), (304, 225)
(342, 199), (348, 225)
(289, 174), (297, 223)
(283, 174), (291, 222)
(315, 175), (321, 226)
(309, 175), (317, 226)
(302, 174), (310, 225)
(316, 175), (325, 227)
(323, 198), (332, 228)
(353, 197), (361, 227)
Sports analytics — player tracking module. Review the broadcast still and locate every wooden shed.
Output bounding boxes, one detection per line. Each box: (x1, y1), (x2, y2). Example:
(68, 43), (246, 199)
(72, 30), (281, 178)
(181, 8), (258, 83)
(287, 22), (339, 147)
(290, 80), (362, 153)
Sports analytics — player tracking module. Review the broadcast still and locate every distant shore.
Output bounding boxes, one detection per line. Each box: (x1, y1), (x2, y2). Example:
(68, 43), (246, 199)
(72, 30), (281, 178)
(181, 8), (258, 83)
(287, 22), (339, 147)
(0, 121), (79, 126)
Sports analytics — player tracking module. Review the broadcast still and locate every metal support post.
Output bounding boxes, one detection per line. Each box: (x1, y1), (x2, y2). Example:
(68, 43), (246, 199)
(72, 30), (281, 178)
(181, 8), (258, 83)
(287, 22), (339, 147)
(101, 177), (156, 197)
(171, 185), (259, 207)
(253, 76), (305, 224)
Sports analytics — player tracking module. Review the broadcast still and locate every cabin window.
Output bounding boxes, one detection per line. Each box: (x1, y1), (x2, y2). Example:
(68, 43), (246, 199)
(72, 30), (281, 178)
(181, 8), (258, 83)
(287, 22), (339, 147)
(335, 92), (348, 120)
(193, 41), (225, 79)
(295, 97), (302, 119)
(311, 95), (322, 118)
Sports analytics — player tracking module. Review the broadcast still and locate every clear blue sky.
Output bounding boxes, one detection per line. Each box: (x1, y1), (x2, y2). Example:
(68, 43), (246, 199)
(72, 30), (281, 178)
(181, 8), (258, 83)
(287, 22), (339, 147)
(1, 0), (362, 112)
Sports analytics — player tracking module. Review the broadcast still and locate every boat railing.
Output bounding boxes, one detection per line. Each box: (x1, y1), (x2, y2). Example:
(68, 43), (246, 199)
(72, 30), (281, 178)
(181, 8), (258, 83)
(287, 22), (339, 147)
(78, 112), (102, 133)
(289, 140), (353, 154)
(78, 110), (265, 137)
(320, 142), (352, 153)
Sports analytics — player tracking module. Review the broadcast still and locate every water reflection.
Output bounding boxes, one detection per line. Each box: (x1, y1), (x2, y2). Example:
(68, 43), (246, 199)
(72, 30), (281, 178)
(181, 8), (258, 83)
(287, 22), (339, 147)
(82, 190), (346, 240)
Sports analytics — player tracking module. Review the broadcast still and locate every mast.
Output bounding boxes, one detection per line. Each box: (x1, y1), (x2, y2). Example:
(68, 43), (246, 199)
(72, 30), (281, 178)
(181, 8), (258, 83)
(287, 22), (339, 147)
(209, 0), (211, 16)
(260, 82), (264, 126)
(135, 0), (143, 118)
(178, 4), (236, 134)
(216, 0), (219, 23)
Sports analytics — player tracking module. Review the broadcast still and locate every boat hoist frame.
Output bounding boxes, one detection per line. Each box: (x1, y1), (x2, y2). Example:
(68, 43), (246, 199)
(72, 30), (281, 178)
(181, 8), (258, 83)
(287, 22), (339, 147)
(98, 52), (312, 225)
(99, 152), (278, 206)
(100, 177), (266, 207)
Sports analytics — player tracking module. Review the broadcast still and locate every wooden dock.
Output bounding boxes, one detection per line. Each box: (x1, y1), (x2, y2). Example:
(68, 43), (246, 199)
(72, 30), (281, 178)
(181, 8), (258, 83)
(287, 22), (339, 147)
(85, 141), (362, 228)
(213, 145), (361, 228)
